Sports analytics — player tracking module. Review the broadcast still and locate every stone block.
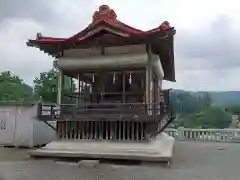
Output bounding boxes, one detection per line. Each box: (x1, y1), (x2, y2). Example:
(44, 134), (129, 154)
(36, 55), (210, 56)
(78, 160), (99, 168)
(29, 133), (174, 163)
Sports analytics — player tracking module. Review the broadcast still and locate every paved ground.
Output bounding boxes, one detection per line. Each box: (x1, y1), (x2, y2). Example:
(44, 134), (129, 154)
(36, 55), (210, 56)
(0, 141), (240, 180)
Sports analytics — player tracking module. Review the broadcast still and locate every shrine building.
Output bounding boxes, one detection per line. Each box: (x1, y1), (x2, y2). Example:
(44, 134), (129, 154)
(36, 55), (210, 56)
(27, 5), (176, 143)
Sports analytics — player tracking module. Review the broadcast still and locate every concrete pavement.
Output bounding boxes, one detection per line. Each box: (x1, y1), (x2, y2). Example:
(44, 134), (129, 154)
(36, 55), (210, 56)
(0, 141), (240, 180)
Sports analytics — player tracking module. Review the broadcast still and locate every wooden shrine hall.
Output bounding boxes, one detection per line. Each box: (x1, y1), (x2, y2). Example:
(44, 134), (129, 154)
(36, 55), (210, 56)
(27, 5), (176, 142)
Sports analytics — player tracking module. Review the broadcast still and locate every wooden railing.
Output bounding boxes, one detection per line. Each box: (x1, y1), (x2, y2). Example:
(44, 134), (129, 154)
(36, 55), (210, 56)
(164, 127), (240, 143)
(37, 101), (170, 121)
(36, 101), (174, 139)
(37, 103), (60, 121)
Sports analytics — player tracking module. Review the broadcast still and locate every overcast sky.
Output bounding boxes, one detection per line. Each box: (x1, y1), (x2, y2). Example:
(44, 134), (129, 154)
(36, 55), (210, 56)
(0, 0), (239, 91)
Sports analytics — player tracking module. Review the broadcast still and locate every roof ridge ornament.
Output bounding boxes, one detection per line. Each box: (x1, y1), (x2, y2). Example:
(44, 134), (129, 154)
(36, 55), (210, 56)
(92, 5), (117, 23)
(159, 21), (171, 31)
(36, 32), (42, 40)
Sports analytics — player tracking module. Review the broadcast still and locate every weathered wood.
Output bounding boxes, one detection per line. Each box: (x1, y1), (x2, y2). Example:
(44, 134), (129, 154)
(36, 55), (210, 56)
(56, 120), (156, 141)
(36, 66), (173, 141)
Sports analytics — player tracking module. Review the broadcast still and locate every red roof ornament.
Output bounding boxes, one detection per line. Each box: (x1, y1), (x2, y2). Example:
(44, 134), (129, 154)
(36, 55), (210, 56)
(92, 5), (117, 23)
(159, 21), (171, 31)
(36, 32), (42, 40)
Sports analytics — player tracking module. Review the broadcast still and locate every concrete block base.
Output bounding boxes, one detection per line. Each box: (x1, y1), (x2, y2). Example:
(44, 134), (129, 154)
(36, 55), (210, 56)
(78, 160), (99, 168)
(29, 133), (174, 163)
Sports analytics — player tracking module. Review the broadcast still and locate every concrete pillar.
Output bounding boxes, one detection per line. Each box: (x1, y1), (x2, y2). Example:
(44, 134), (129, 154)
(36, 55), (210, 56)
(177, 127), (185, 141)
(57, 70), (63, 105)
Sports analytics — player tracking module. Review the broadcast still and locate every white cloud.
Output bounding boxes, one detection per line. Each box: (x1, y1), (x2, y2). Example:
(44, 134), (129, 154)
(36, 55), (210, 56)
(0, 0), (239, 90)
(0, 19), (53, 84)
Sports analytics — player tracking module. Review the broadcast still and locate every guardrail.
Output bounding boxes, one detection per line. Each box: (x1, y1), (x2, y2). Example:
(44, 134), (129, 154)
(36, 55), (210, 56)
(164, 127), (240, 143)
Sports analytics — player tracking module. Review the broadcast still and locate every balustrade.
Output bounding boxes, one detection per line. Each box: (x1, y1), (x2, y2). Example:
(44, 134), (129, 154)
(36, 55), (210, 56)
(164, 127), (240, 143)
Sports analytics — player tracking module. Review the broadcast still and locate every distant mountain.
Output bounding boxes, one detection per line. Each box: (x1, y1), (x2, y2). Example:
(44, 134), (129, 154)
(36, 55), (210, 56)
(208, 91), (240, 106)
(171, 89), (240, 106)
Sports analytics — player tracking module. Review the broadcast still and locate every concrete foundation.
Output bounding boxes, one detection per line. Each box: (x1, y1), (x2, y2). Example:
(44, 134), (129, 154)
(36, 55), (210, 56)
(29, 133), (174, 162)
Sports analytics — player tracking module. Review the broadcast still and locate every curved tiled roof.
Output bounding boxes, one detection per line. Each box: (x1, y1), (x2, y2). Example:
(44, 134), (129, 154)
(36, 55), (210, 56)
(27, 5), (174, 45)
(26, 5), (176, 82)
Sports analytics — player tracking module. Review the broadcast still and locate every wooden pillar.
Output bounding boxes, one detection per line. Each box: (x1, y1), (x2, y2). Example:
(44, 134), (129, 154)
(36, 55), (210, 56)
(145, 66), (150, 104)
(122, 72), (126, 103)
(77, 73), (80, 106)
(158, 79), (162, 89)
(153, 77), (157, 115)
(100, 73), (104, 102)
(146, 45), (153, 115)
(156, 79), (162, 115)
(70, 77), (73, 92)
(57, 70), (63, 105)
(149, 68), (153, 115)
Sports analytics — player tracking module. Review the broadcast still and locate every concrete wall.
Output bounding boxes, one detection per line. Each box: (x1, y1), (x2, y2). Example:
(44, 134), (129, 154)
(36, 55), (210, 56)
(0, 107), (15, 146)
(0, 104), (56, 147)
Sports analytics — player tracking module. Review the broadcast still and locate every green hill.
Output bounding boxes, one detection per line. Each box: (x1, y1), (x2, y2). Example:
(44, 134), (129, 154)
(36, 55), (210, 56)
(208, 91), (240, 106)
(171, 89), (240, 106)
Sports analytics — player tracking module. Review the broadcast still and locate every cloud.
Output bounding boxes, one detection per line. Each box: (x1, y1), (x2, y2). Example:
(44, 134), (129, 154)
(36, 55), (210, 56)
(165, 14), (240, 91)
(0, 0), (57, 23)
(0, 19), (52, 84)
(0, 0), (239, 91)
(176, 15), (240, 71)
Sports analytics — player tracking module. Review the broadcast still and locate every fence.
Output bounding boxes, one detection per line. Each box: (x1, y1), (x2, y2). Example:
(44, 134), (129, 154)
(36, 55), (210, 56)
(164, 127), (240, 143)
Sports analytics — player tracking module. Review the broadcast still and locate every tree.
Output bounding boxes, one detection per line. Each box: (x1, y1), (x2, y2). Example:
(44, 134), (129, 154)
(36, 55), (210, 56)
(201, 92), (212, 106)
(169, 90), (232, 129)
(225, 105), (240, 115)
(33, 69), (76, 103)
(170, 90), (212, 115)
(196, 92), (212, 110)
(177, 106), (231, 129)
(33, 69), (58, 103)
(0, 71), (33, 101)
